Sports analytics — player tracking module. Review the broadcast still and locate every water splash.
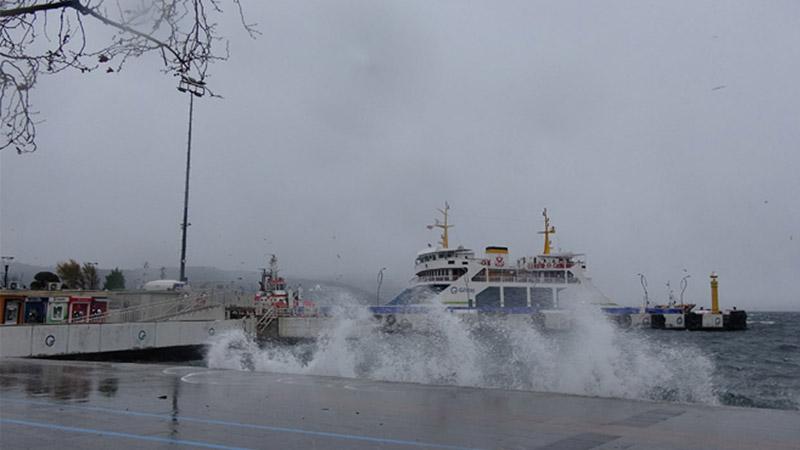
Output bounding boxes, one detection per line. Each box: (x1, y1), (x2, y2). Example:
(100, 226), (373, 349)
(206, 288), (717, 405)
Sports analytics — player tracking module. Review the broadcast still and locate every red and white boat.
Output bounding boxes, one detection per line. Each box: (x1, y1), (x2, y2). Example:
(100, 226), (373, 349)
(255, 255), (316, 315)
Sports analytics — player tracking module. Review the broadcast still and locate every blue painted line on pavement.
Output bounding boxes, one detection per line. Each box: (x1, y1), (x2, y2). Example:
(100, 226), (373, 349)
(0, 417), (250, 450)
(2, 397), (482, 450)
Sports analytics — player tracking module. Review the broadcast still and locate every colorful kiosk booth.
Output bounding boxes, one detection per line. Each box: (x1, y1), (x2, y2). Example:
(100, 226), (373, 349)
(68, 296), (92, 323)
(89, 297), (108, 323)
(47, 297), (70, 324)
(23, 297), (48, 324)
(1, 295), (25, 325)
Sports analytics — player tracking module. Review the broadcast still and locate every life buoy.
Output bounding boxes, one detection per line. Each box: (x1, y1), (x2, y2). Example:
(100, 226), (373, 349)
(546, 263), (552, 268)
(714, 317), (722, 326)
(386, 314), (396, 325)
(642, 316), (651, 326)
(676, 316), (683, 325)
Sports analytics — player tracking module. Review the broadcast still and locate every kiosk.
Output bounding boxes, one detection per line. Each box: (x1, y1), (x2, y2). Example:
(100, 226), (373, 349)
(1, 295), (24, 325)
(23, 297), (48, 324)
(47, 297), (69, 324)
(68, 297), (92, 323)
(90, 297), (109, 323)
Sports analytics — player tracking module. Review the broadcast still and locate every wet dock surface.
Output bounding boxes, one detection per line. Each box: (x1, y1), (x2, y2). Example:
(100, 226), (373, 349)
(1, 358), (798, 449)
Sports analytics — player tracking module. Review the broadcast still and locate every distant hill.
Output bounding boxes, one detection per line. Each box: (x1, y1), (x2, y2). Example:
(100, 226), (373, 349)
(3, 262), (374, 305)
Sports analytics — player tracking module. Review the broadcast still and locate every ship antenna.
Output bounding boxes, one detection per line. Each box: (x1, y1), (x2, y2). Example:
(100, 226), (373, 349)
(538, 208), (556, 255)
(427, 202), (453, 248)
(268, 254), (278, 278)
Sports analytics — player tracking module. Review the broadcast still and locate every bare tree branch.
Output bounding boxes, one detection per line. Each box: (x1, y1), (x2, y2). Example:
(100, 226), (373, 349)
(0, 0), (255, 153)
(0, 0), (78, 18)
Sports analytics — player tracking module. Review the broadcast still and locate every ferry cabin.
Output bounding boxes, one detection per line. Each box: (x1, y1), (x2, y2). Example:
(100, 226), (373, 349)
(403, 246), (586, 311)
(389, 206), (590, 312)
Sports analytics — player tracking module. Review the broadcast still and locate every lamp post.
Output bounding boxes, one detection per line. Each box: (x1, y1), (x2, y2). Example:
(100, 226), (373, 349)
(1, 256), (14, 289)
(177, 76), (206, 282)
(376, 267), (386, 306)
(637, 273), (649, 311)
(680, 272), (691, 306)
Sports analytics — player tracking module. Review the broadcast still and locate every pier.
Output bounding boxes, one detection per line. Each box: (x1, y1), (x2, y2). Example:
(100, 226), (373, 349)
(1, 358), (797, 449)
(0, 288), (245, 358)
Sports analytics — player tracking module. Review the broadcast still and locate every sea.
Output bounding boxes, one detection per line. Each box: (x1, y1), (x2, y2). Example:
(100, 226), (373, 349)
(648, 311), (800, 410)
(206, 308), (800, 412)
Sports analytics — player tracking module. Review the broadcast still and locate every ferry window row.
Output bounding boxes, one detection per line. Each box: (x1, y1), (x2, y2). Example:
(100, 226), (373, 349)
(415, 251), (469, 264)
(474, 287), (556, 308)
(471, 269), (578, 284)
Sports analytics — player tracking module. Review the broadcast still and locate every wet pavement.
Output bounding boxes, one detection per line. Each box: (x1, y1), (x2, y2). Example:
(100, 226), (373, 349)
(0, 358), (798, 449)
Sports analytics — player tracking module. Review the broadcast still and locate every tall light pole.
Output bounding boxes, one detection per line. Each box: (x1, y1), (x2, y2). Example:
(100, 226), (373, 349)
(680, 272), (691, 306)
(1, 256), (14, 289)
(177, 76), (206, 282)
(376, 267), (386, 306)
(637, 273), (649, 310)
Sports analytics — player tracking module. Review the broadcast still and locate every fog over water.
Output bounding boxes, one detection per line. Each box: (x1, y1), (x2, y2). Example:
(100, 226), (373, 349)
(1, 1), (799, 309)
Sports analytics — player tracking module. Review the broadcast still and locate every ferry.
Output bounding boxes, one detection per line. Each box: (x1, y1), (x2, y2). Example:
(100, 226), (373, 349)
(379, 204), (607, 316)
(371, 204), (745, 331)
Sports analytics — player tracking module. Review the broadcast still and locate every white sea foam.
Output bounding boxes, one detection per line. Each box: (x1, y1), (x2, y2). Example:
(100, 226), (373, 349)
(206, 286), (718, 405)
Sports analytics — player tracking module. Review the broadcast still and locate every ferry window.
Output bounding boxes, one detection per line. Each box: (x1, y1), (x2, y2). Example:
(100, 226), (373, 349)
(388, 285), (447, 305)
(531, 287), (554, 308)
(471, 269), (487, 282)
(475, 287), (500, 308)
(503, 287), (527, 308)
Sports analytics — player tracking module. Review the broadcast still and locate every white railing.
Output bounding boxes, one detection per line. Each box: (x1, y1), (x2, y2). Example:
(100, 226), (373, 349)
(91, 294), (219, 323)
(256, 305), (278, 334)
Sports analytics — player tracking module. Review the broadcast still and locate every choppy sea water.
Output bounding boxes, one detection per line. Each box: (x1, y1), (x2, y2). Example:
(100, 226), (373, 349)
(206, 308), (800, 411)
(645, 311), (800, 410)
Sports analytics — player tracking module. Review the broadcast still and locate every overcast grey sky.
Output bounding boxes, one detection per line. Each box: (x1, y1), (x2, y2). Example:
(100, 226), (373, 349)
(1, 1), (798, 309)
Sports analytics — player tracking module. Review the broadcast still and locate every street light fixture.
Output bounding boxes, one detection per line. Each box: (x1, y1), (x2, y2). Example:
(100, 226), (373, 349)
(376, 267), (387, 306)
(1, 256), (14, 289)
(177, 75), (206, 283)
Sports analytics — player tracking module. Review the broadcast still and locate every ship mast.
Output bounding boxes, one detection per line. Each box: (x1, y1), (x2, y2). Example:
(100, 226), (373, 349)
(268, 254), (279, 279)
(427, 202), (453, 248)
(538, 208), (556, 255)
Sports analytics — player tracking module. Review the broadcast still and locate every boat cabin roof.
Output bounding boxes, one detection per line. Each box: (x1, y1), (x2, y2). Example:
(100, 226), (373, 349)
(416, 246), (473, 257)
(537, 252), (584, 259)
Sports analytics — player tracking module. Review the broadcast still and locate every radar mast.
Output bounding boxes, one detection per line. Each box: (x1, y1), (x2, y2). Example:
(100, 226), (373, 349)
(427, 202), (453, 248)
(538, 208), (556, 255)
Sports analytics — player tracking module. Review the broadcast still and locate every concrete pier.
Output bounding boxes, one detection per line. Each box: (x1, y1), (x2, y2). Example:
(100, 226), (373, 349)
(1, 359), (798, 449)
(0, 320), (242, 358)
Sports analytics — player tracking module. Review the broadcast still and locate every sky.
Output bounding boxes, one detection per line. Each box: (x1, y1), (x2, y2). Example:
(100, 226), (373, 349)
(1, 1), (799, 310)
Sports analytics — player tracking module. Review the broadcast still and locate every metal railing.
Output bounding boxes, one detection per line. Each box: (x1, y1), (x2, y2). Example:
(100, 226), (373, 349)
(256, 305), (278, 334)
(90, 294), (220, 323)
